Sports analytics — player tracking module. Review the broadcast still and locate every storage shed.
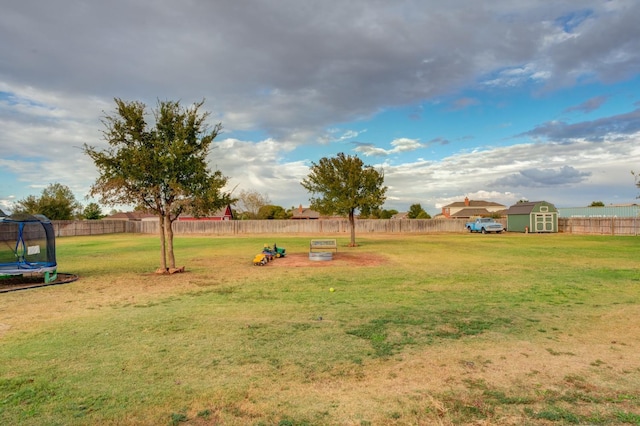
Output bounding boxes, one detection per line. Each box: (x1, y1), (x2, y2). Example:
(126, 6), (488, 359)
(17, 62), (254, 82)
(506, 201), (558, 233)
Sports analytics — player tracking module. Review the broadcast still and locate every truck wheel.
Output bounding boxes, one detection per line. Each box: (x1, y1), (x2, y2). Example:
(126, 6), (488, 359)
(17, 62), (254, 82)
(481, 228), (486, 234)
(467, 227), (472, 233)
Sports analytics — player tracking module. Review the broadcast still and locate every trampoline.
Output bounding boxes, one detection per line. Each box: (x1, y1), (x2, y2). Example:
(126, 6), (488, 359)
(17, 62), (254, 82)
(0, 213), (57, 283)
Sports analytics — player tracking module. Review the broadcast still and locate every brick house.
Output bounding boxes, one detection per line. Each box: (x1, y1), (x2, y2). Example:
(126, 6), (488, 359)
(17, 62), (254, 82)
(291, 205), (320, 220)
(441, 197), (506, 219)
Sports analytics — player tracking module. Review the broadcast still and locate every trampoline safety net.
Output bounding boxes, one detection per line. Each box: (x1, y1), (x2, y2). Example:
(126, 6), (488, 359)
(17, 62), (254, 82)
(0, 214), (57, 278)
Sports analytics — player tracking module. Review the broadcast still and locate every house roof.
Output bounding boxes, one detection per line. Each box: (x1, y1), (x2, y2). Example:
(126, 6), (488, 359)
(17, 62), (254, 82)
(178, 206), (233, 220)
(103, 211), (156, 221)
(391, 212), (409, 219)
(443, 200), (505, 208)
(450, 208), (492, 218)
(291, 207), (320, 219)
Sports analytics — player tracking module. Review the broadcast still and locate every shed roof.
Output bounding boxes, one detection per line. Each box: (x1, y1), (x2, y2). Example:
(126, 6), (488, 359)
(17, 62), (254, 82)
(506, 201), (557, 215)
(506, 202), (536, 215)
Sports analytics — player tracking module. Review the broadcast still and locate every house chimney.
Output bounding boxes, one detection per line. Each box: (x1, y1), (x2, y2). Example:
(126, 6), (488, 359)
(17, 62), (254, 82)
(464, 197), (470, 206)
(299, 204), (303, 214)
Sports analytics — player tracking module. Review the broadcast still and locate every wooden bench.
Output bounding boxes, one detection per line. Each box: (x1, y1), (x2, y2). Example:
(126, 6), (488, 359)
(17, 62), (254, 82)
(309, 239), (338, 253)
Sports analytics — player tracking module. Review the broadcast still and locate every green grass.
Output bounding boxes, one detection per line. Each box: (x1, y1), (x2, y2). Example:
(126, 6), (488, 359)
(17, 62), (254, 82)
(1, 233), (639, 425)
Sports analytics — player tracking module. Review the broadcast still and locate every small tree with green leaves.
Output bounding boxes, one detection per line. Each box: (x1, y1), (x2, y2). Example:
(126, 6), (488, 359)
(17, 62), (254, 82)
(360, 206), (398, 219)
(380, 209), (398, 219)
(82, 202), (104, 220)
(12, 183), (81, 220)
(589, 201), (605, 207)
(84, 98), (233, 272)
(301, 153), (386, 246)
(407, 203), (430, 219)
(257, 205), (290, 219)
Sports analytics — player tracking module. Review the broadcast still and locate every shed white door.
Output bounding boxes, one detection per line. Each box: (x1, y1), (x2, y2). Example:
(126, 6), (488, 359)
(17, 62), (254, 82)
(534, 213), (554, 232)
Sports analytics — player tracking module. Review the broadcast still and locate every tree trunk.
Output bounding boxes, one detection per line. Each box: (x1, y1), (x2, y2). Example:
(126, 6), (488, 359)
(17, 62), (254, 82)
(158, 213), (167, 271)
(348, 209), (357, 247)
(166, 215), (176, 269)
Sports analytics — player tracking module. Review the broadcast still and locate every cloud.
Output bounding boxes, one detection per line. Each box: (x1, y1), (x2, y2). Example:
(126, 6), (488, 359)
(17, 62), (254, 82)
(498, 166), (591, 187)
(563, 95), (609, 114)
(382, 134), (640, 211)
(3, 1), (639, 141)
(482, 64), (552, 88)
(450, 97), (481, 110)
(542, 1), (640, 87)
(428, 137), (451, 146)
(518, 108), (640, 142)
(354, 138), (424, 157)
(317, 128), (367, 144)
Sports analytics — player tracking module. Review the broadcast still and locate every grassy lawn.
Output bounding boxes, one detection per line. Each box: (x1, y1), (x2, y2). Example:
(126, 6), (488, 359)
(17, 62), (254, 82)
(1, 233), (639, 425)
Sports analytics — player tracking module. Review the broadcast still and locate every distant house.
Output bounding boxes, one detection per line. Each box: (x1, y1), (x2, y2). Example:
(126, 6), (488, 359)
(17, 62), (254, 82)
(103, 205), (234, 222)
(506, 201), (558, 233)
(176, 205), (234, 221)
(291, 205), (320, 220)
(102, 211), (156, 221)
(391, 212), (409, 220)
(441, 197), (506, 219)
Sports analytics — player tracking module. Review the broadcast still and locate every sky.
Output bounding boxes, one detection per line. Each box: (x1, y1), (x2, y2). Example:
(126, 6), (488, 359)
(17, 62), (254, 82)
(1, 0), (640, 216)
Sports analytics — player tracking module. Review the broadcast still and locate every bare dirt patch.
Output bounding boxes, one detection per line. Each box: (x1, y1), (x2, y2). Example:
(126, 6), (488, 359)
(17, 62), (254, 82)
(0, 273), (78, 293)
(268, 251), (387, 268)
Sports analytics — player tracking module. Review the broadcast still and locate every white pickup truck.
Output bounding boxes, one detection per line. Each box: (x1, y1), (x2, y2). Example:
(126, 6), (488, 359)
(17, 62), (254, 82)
(465, 217), (504, 234)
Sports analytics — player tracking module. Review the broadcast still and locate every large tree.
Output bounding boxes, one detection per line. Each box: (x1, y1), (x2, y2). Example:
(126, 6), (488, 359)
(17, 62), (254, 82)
(236, 189), (271, 219)
(84, 98), (233, 271)
(301, 153), (386, 246)
(12, 183), (81, 220)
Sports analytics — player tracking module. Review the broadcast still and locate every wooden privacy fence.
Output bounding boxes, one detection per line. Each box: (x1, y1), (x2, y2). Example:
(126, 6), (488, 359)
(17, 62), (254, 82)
(129, 218), (491, 235)
(53, 220), (137, 237)
(50, 217), (639, 237)
(52, 218), (502, 236)
(558, 217), (640, 236)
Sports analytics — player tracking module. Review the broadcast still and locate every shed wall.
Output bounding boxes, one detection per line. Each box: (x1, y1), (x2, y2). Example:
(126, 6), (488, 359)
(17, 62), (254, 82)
(507, 215), (530, 232)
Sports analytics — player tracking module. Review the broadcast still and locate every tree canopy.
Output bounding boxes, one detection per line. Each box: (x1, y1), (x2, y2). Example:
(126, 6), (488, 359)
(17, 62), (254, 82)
(82, 202), (104, 220)
(257, 205), (290, 220)
(236, 189), (271, 219)
(12, 183), (81, 220)
(301, 153), (386, 246)
(359, 206), (398, 219)
(407, 203), (431, 219)
(84, 98), (233, 271)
